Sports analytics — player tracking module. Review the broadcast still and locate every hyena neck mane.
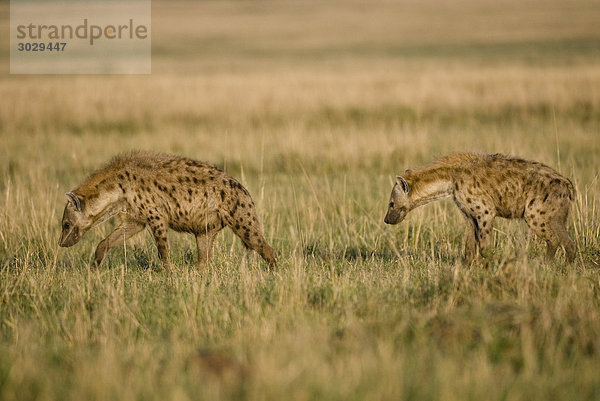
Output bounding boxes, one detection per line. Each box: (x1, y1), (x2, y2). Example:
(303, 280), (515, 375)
(74, 165), (128, 226)
(405, 171), (453, 209)
(403, 153), (477, 209)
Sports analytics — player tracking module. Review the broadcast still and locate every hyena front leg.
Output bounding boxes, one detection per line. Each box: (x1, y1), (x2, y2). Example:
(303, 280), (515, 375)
(459, 210), (477, 263)
(94, 219), (145, 266)
(148, 218), (171, 269)
(475, 211), (495, 259)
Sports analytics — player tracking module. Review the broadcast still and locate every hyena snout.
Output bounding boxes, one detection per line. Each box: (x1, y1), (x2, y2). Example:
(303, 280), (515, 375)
(384, 206), (407, 225)
(59, 224), (81, 247)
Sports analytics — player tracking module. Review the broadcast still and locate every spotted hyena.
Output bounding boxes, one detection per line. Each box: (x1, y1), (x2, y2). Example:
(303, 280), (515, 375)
(384, 152), (576, 263)
(59, 152), (277, 269)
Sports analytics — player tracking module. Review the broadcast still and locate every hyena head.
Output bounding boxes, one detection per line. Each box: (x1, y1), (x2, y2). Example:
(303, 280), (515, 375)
(384, 176), (411, 225)
(59, 192), (91, 247)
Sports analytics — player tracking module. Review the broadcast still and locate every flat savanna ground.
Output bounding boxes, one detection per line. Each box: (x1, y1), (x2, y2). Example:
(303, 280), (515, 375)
(1, 0), (600, 399)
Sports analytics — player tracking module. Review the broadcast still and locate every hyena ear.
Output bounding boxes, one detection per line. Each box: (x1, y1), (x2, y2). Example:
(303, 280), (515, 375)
(65, 192), (84, 212)
(396, 176), (410, 193)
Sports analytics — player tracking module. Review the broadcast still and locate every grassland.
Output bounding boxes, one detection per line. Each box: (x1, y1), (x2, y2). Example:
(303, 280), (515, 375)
(1, 0), (600, 400)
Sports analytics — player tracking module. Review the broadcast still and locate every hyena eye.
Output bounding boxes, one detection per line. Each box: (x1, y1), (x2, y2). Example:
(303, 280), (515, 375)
(63, 222), (71, 230)
(389, 202), (394, 208)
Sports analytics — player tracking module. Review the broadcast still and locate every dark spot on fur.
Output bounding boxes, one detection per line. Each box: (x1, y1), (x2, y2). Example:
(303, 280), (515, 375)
(193, 177), (199, 184)
(529, 199), (535, 207)
(231, 200), (239, 216)
(220, 190), (225, 201)
(188, 189), (193, 196)
(540, 211), (546, 215)
(543, 193), (549, 202)
(118, 174), (124, 180)
(125, 171), (130, 178)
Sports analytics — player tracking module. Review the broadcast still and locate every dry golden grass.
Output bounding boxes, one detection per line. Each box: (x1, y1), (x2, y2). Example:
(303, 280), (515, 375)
(1, 0), (600, 400)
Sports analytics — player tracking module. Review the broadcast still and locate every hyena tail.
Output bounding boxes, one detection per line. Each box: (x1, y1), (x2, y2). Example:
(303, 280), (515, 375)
(223, 196), (277, 269)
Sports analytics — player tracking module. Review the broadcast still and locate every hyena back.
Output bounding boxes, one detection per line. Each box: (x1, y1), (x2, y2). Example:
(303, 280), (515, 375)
(59, 152), (277, 269)
(384, 152), (576, 263)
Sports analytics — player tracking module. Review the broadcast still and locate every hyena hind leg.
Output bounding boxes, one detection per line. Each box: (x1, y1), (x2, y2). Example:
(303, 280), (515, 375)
(525, 205), (575, 263)
(526, 218), (561, 262)
(552, 220), (576, 263)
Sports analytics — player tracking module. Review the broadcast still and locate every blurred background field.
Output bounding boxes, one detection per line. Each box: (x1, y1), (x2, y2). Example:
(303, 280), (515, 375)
(1, 0), (600, 400)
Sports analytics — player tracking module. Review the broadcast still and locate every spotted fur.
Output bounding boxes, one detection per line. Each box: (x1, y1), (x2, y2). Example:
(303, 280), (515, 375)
(59, 152), (277, 269)
(384, 152), (576, 263)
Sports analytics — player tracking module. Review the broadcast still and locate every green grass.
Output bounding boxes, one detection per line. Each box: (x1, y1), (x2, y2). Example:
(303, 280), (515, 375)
(1, 0), (600, 400)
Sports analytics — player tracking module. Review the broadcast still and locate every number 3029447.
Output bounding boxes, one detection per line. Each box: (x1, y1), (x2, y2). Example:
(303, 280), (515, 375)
(17, 42), (67, 52)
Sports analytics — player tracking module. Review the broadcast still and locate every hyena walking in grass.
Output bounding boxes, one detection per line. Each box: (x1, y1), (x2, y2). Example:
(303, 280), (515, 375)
(384, 152), (576, 263)
(59, 152), (277, 269)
